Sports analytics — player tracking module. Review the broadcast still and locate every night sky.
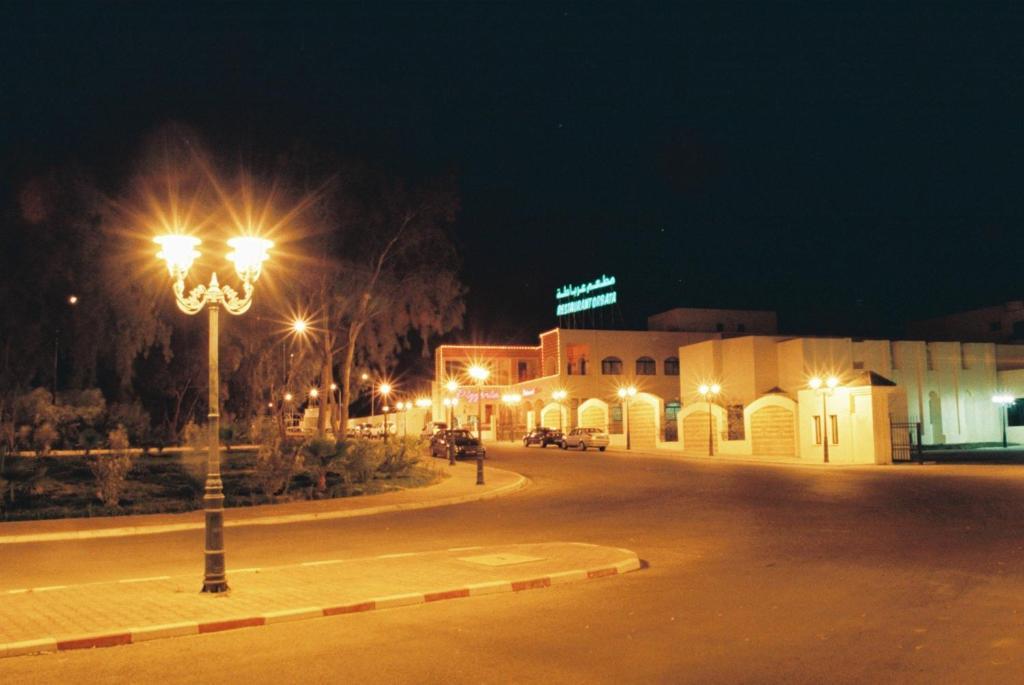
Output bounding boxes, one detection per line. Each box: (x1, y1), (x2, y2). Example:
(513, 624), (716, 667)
(4, 2), (1024, 343)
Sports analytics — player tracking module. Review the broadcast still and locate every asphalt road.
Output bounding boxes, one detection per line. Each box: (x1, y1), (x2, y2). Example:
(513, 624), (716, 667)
(5, 446), (1024, 683)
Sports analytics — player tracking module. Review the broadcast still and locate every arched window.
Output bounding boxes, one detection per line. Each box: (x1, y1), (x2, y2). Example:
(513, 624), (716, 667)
(664, 356), (679, 376)
(601, 356), (623, 375)
(636, 356), (656, 375)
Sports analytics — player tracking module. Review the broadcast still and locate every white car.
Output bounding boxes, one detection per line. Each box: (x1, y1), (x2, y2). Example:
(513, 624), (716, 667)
(560, 427), (609, 451)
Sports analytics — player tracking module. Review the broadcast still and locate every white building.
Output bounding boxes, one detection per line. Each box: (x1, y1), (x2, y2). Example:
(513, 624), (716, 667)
(430, 311), (1024, 464)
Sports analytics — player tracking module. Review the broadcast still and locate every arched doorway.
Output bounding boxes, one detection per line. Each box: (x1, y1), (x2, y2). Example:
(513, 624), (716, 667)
(683, 411), (718, 454)
(751, 405), (796, 456)
(628, 401), (657, 449)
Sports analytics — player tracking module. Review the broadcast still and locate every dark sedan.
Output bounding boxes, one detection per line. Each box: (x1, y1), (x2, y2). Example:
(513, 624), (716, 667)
(430, 429), (486, 460)
(522, 427), (564, 448)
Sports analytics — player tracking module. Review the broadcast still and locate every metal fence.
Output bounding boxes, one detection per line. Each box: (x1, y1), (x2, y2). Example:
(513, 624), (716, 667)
(890, 420), (923, 463)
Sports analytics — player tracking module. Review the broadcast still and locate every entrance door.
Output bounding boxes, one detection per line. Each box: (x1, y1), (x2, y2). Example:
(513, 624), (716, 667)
(628, 401), (656, 449)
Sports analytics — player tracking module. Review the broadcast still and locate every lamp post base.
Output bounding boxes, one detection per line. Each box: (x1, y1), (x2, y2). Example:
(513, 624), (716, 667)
(201, 479), (229, 593)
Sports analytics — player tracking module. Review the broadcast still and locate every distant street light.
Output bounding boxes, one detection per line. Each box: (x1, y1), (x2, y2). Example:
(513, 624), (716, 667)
(993, 393), (1015, 448)
(809, 376), (840, 463)
(698, 383), (721, 457)
(617, 385), (637, 450)
(155, 233), (272, 593)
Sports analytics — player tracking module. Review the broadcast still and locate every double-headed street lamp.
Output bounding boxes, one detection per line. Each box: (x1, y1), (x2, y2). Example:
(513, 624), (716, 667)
(992, 393), (1015, 448)
(617, 385), (637, 450)
(698, 383), (721, 457)
(809, 375), (840, 463)
(155, 233), (272, 593)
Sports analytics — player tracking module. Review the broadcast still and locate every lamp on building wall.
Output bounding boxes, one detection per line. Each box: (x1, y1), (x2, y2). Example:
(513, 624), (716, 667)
(809, 376), (840, 463)
(992, 393), (1015, 448)
(617, 385), (637, 450)
(698, 383), (721, 457)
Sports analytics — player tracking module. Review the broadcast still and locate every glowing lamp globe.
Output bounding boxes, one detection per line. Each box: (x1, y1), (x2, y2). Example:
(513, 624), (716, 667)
(710, 383), (721, 394)
(379, 383), (392, 396)
(809, 377), (823, 390)
(468, 365), (489, 383)
(226, 236), (273, 282)
(154, 235), (201, 277)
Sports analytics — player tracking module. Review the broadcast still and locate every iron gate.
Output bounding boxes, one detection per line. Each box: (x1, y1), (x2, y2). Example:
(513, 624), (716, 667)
(890, 420), (922, 463)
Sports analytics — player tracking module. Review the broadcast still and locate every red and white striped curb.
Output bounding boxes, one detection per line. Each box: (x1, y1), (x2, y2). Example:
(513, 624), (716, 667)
(0, 555), (640, 658)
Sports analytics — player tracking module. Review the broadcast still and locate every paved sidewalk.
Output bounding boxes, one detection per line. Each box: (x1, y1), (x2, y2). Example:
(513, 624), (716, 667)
(0, 542), (640, 658)
(0, 461), (526, 545)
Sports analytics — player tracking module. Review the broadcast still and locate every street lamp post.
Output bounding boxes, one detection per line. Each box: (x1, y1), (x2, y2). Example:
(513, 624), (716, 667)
(468, 365), (490, 485)
(443, 396), (459, 465)
(617, 386), (637, 450)
(379, 383), (392, 442)
(155, 233), (271, 593)
(502, 393), (522, 442)
(809, 376), (840, 463)
(698, 383), (721, 457)
(993, 393), (1015, 448)
(552, 389), (567, 433)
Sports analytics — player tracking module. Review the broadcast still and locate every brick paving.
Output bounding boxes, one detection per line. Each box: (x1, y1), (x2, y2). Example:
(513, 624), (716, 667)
(0, 543), (640, 657)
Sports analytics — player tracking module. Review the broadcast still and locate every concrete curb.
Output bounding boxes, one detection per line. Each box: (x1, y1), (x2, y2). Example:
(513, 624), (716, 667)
(0, 552), (641, 659)
(0, 467), (529, 546)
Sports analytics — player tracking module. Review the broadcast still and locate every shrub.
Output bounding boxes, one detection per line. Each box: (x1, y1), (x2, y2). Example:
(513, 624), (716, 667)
(33, 422), (59, 454)
(378, 437), (423, 479)
(301, 437), (342, 493)
(253, 418), (299, 497)
(106, 402), (150, 446)
(77, 427), (103, 454)
(88, 426), (133, 507)
(183, 420), (208, 451)
(339, 439), (384, 485)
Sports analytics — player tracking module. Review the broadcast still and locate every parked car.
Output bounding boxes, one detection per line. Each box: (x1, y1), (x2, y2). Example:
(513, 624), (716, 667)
(560, 427), (609, 451)
(420, 421), (448, 439)
(430, 429), (486, 460)
(523, 427), (564, 448)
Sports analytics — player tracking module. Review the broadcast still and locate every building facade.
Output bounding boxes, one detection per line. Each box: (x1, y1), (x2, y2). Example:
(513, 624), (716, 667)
(433, 324), (1024, 464)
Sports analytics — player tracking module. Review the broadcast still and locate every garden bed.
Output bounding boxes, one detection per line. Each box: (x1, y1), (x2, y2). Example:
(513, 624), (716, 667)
(0, 448), (445, 522)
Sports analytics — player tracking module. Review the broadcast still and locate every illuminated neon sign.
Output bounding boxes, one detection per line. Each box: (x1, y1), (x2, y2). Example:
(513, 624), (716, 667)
(556, 275), (617, 316)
